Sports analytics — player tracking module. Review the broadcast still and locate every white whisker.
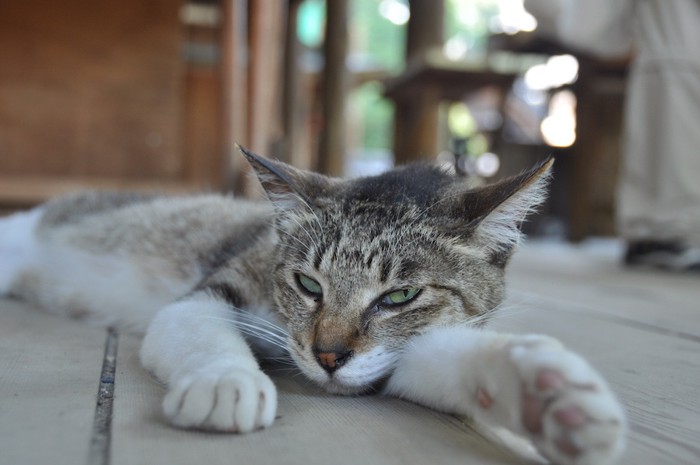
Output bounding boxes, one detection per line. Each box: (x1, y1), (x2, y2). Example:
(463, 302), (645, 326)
(201, 316), (290, 353)
(234, 312), (289, 336)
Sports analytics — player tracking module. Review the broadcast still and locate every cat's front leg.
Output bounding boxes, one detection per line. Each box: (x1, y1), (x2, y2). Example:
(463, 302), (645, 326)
(140, 291), (277, 433)
(385, 326), (626, 465)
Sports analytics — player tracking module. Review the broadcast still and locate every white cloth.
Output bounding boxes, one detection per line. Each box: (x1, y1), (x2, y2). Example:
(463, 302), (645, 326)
(526, 0), (700, 244)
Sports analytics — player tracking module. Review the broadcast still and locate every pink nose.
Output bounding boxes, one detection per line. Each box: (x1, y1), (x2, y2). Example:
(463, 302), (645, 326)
(317, 352), (338, 368)
(314, 348), (354, 374)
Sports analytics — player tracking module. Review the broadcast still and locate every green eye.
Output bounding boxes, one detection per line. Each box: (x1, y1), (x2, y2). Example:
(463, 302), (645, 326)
(296, 273), (323, 296)
(380, 288), (421, 306)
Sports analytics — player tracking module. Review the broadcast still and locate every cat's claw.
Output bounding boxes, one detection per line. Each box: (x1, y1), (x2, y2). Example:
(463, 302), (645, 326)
(162, 365), (277, 433)
(508, 337), (626, 465)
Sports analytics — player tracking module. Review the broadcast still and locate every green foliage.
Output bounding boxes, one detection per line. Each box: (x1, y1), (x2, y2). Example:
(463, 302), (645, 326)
(353, 82), (395, 150)
(349, 0), (405, 150)
(350, 0), (406, 73)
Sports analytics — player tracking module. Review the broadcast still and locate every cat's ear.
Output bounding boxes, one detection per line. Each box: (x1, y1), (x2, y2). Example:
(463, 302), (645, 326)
(441, 157), (553, 263)
(238, 145), (335, 210)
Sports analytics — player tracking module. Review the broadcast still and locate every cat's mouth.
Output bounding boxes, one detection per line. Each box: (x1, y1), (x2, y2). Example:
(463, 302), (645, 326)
(289, 344), (395, 395)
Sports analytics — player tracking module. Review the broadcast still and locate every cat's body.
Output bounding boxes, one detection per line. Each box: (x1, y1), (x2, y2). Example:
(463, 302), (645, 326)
(0, 149), (626, 465)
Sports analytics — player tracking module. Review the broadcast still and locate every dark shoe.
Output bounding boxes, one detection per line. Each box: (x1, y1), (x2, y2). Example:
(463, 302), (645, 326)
(624, 240), (700, 271)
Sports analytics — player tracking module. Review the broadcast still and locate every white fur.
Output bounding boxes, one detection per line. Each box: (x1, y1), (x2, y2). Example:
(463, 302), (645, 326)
(0, 209), (199, 331)
(0, 208), (43, 294)
(334, 345), (397, 388)
(140, 293), (277, 432)
(385, 326), (626, 465)
(30, 246), (195, 330)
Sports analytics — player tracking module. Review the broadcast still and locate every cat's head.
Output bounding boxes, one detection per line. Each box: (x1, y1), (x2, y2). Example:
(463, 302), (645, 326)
(242, 147), (552, 394)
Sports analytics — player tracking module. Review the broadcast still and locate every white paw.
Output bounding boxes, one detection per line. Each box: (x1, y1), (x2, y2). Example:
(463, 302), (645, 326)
(508, 337), (626, 465)
(163, 364), (277, 433)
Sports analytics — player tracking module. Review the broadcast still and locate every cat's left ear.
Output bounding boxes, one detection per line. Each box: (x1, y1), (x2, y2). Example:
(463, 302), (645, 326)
(441, 157), (553, 262)
(239, 145), (336, 210)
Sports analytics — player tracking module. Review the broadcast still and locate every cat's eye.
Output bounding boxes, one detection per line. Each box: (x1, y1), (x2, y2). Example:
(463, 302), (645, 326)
(380, 288), (421, 306)
(296, 273), (323, 297)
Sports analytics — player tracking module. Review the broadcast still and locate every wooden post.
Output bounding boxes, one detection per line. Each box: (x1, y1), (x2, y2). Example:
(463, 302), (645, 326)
(247, 0), (285, 158)
(317, 0), (348, 177)
(220, 0), (249, 193)
(406, 0), (444, 59)
(281, 0), (303, 166)
(393, 0), (444, 164)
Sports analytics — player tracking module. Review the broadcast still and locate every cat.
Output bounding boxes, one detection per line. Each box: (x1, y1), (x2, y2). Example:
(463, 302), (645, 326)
(0, 147), (626, 465)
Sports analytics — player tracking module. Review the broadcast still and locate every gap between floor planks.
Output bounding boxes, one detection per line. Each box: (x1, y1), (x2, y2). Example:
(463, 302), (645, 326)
(87, 329), (118, 465)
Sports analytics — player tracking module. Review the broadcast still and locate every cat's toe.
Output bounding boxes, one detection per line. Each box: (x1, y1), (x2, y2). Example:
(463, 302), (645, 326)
(510, 342), (626, 465)
(162, 368), (277, 433)
(538, 389), (626, 465)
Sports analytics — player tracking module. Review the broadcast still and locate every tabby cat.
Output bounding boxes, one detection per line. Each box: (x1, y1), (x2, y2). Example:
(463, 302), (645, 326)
(0, 148), (625, 465)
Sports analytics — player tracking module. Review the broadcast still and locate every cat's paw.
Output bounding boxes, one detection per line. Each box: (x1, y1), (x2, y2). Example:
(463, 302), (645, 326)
(509, 336), (626, 465)
(162, 363), (277, 433)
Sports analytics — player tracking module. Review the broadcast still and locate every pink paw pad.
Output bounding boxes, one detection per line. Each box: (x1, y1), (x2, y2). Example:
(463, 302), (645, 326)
(477, 388), (493, 409)
(535, 369), (565, 391)
(554, 406), (587, 428)
(555, 436), (582, 457)
(522, 392), (543, 433)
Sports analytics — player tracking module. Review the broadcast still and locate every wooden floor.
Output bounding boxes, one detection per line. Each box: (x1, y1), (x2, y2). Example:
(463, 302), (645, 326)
(1, 239), (699, 465)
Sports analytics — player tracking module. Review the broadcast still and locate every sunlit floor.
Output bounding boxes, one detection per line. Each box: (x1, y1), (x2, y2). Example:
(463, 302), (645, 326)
(1, 239), (698, 465)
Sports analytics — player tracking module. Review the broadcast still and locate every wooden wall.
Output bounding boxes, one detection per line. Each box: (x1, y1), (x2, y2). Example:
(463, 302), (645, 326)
(0, 0), (287, 210)
(0, 1), (184, 183)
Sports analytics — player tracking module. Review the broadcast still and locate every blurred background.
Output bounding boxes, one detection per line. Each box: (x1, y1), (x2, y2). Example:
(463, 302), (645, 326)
(0, 0), (629, 241)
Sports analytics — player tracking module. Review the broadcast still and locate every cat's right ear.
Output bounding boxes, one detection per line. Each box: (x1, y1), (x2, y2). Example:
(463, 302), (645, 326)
(238, 145), (335, 211)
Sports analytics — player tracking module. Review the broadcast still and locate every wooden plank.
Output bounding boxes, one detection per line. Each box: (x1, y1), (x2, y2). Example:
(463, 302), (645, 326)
(111, 335), (528, 465)
(507, 240), (700, 335)
(0, 299), (107, 465)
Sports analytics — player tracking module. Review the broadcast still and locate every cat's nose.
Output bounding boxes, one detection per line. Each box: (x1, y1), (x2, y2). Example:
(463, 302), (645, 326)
(313, 346), (354, 374)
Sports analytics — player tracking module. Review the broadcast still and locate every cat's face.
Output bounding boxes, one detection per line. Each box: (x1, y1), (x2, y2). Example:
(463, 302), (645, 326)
(241, 148), (551, 394)
(273, 201), (507, 394)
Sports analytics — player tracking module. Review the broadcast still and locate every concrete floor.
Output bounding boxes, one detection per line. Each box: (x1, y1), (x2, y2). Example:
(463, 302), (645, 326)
(1, 239), (699, 465)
